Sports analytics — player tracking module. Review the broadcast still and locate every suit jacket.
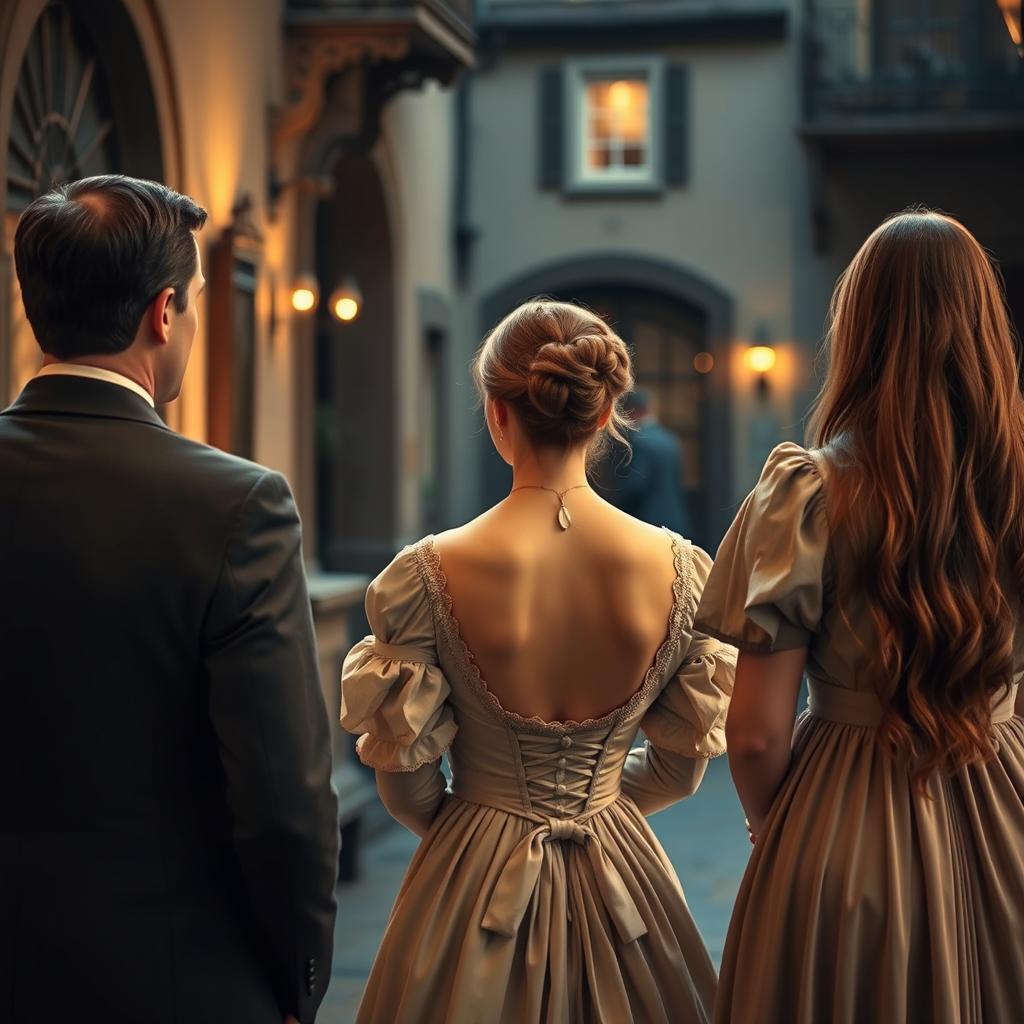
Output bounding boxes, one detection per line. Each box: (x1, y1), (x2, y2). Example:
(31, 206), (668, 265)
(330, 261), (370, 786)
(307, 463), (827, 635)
(611, 419), (691, 537)
(0, 375), (338, 1024)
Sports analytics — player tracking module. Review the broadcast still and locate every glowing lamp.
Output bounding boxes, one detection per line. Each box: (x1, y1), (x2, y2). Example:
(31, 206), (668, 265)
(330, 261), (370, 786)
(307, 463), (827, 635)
(746, 324), (777, 401)
(330, 277), (363, 323)
(745, 345), (777, 374)
(290, 273), (319, 314)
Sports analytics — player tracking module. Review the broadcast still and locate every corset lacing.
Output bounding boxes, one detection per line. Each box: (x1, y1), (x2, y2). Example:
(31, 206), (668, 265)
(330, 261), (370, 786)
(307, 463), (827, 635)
(518, 731), (607, 819)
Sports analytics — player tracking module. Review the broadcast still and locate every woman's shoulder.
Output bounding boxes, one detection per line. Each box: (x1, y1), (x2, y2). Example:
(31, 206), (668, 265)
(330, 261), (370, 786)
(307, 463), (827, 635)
(743, 442), (830, 531)
(758, 440), (827, 484)
(430, 515), (508, 574)
(364, 536), (442, 623)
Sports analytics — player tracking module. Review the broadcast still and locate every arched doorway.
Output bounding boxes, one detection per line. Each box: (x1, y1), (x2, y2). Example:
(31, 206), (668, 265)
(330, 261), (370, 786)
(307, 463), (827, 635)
(314, 155), (396, 572)
(1, 0), (173, 402)
(479, 254), (734, 549)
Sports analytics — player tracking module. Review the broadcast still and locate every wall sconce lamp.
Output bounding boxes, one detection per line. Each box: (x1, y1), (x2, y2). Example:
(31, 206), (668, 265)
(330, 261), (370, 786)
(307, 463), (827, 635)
(330, 276), (363, 323)
(744, 324), (777, 400)
(290, 273), (319, 314)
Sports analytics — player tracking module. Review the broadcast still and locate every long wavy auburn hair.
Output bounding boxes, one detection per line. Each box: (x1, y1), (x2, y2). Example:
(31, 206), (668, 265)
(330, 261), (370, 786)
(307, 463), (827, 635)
(808, 210), (1024, 782)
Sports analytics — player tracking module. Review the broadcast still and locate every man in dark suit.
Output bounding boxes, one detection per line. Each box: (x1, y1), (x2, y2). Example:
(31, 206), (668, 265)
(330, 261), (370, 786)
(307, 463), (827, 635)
(607, 388), (692, 537)
(0, 175), (338, 1024)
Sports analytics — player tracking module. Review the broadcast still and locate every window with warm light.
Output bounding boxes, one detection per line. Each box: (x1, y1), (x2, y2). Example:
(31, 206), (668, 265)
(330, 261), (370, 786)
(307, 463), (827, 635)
(565, 57), (665, 192)
(583, 77), (651, 179)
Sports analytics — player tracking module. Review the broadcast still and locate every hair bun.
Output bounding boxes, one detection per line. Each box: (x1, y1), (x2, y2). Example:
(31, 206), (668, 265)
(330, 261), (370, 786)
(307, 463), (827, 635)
(474, 299), (634, 450)
(526, 332), (631, 426)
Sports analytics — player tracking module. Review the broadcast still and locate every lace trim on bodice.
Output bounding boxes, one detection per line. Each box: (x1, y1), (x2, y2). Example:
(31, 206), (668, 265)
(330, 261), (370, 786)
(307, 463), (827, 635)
(414, 527), (695, 736)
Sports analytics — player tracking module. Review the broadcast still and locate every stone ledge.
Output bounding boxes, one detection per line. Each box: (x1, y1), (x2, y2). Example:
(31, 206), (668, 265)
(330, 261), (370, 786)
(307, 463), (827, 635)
(308, 572), (369, 616)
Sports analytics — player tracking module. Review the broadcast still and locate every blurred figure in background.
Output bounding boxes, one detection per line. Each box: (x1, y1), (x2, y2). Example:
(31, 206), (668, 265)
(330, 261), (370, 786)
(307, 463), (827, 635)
(607, 388), (691, 537)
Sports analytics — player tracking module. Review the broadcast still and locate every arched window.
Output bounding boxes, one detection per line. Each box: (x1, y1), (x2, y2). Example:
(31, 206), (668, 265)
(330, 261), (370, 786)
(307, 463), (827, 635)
(3, 0), (167, 400)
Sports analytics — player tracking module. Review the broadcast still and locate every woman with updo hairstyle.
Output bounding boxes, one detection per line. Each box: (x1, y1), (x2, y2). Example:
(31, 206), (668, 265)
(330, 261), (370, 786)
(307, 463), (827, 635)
(696, 211), (1024, 1022)
(342, 298), (736, 1022)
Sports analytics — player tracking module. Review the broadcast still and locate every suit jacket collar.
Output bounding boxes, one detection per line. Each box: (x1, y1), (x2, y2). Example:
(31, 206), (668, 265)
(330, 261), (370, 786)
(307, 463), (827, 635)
(2, 374), (171, 431)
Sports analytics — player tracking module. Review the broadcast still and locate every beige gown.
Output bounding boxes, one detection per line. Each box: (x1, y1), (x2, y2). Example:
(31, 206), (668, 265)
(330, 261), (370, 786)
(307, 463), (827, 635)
(341, 531), (736, 1023)
(694, 442), (1024, 1024)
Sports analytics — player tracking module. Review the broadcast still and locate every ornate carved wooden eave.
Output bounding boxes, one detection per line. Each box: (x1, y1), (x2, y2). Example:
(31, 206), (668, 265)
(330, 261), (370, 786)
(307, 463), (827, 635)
(272, 1), (476, 153)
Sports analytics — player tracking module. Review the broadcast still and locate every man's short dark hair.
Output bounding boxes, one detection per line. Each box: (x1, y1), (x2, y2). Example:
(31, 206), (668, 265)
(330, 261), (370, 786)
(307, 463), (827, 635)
(14, 175), (208, 360)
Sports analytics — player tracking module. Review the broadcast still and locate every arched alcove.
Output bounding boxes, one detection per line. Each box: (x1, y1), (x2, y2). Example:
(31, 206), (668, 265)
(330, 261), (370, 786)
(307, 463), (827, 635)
(314, 154), (396, 571)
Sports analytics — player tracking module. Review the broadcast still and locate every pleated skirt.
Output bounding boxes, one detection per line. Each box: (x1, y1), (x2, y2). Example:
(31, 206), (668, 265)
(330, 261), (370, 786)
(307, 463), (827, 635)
(355, 796), (718, 1024)
(715, 713), (1024, 1024)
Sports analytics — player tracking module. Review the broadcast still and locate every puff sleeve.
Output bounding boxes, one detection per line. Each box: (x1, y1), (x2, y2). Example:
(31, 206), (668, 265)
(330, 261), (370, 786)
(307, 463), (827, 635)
(341, 545), (457, 835)
(693, 442), (829, 653)
(622, 544), (738, 814)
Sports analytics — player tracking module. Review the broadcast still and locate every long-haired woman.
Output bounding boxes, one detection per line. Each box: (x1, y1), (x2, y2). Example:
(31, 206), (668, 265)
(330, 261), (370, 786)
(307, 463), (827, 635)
(340, 300), (736, 1022)
(695, 211), (1024, 1022)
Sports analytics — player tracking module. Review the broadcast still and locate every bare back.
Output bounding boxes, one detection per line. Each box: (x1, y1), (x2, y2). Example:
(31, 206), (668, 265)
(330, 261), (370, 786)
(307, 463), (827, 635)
(434, 490), (679, 724)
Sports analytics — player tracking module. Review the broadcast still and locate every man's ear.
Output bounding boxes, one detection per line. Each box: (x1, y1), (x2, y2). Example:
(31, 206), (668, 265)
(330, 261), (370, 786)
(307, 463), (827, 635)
(148, 286), (175, 345)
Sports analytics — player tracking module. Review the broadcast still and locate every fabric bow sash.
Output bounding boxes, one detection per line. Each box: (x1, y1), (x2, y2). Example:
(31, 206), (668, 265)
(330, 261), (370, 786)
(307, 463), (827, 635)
(481, 816), (648, 944)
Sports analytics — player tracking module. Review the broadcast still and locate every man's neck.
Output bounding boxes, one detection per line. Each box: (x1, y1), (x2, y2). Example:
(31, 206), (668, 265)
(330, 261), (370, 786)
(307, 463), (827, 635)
(42, 355), (156, 401)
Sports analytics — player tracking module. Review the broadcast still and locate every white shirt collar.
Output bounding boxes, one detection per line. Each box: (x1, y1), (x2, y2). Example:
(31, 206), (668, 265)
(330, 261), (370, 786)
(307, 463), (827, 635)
(35, 363), (157, 408)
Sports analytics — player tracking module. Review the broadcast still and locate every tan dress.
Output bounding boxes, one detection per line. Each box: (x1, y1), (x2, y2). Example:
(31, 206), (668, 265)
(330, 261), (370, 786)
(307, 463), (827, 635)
(694, 442), (1024, 1024)
(341, 531), (736, 1023)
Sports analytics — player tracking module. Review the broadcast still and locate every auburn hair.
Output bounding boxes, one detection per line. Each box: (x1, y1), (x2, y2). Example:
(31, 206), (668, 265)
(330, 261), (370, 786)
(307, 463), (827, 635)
(809, 210), (1024, 782)
(472, 299), (634, 451)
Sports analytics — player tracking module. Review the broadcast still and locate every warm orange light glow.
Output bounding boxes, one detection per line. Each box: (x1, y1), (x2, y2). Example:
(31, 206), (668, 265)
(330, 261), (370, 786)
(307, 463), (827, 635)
(608, 80), (634, 112)
(745, 345), (777, 374)
(996, 0), (1022, 46)
(693, 352), (714, 374)
(329, 276), (363, 324)
(588, 79), (648, 146)
(289, 273), (319, 314)
(334, 296), (359, 322)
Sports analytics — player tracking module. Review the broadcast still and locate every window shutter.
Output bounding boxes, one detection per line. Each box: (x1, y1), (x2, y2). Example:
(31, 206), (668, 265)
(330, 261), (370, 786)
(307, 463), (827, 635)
(664, 64), (689, 186)
(538, 65), (564, 190)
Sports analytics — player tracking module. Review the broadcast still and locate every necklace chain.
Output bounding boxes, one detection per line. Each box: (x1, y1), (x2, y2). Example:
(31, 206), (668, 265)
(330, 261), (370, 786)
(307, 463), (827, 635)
(508, 483), (590, 531)
(509, 483), (590, 502)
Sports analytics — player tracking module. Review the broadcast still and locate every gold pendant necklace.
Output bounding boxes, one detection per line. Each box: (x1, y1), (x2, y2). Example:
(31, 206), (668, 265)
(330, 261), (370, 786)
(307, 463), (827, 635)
(509, 483), (590, 531)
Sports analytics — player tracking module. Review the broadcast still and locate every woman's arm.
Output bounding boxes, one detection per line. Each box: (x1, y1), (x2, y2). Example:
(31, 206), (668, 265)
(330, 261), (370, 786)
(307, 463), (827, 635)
(621, 744), (708, 815)
(726, 647), (806, 838)
(374, 761), (448, 838)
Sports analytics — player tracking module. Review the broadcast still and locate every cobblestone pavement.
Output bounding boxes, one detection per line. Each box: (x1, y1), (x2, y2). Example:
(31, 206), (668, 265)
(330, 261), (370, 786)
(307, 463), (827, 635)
(321, 757), (750, 1023)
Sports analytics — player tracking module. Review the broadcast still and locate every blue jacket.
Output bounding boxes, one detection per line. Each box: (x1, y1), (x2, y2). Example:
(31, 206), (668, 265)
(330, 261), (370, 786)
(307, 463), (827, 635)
(608, 419), (691, 536)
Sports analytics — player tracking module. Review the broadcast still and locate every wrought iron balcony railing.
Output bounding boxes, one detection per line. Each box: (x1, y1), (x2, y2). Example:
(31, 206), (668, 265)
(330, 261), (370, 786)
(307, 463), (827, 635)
(803, 0), (1024, 122)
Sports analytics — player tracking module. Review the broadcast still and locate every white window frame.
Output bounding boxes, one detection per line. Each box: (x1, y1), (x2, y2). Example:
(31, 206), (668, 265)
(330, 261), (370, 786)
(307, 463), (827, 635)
(564, 56), (665, 194)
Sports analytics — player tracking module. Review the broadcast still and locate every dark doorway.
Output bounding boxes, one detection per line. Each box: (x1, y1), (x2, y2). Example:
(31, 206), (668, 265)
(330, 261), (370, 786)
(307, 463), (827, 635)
(314, 156), (396, 573)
